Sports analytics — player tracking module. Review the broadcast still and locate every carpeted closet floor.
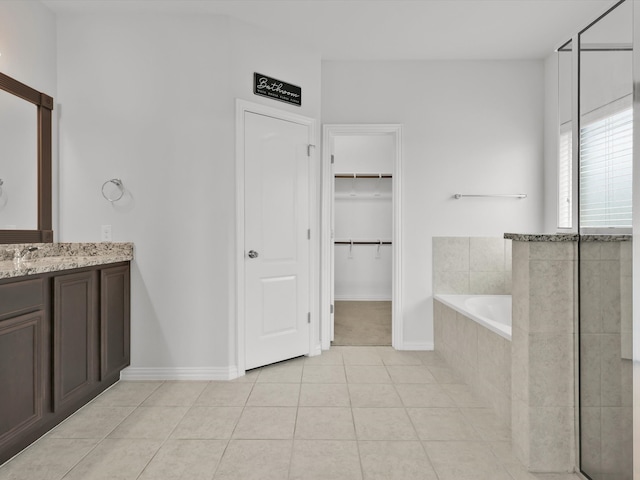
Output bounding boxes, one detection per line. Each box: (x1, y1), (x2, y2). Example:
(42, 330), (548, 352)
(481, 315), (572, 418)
(332, 301), (392, 346)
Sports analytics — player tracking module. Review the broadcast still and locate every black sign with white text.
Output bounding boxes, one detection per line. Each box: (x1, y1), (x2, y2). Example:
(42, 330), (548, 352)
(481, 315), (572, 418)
(253, 73), (302, 106)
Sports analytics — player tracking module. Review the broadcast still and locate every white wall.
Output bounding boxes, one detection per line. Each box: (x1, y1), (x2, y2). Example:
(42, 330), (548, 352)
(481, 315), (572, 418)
(228, 18), (320, 120)
(57, 12), (234, 372)
(322, 60), (545, 348)
(56, 12), (320, 375)
(3, 2), (545, 363)
(334, 135), (395, 174)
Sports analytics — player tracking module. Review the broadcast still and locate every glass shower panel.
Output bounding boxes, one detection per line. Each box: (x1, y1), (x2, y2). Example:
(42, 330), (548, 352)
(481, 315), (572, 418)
(579, 1), (633, 479)
(579, 0), (633, 231)
(558, 40), (573, 230)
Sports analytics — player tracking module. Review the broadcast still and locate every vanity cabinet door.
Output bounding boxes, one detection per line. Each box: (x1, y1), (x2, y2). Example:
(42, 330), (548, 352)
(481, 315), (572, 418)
(0, 311), (46, 450)
(100, 264), (130, 381)
(53, 271), (99, 412)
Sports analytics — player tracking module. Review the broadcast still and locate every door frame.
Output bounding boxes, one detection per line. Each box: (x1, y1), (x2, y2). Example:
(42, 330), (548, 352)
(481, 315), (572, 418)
(235, 99), (319, 376)
(321, 124), (404, 350)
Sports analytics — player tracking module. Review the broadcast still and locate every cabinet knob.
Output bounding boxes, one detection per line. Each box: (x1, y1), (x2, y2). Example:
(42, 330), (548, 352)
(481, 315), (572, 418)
(248, 250), (259, 259)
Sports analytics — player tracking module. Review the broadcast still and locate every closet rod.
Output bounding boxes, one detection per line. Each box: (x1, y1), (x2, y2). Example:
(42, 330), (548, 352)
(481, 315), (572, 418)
(334, 241), (392, 245)
(335, 174), (392, 179)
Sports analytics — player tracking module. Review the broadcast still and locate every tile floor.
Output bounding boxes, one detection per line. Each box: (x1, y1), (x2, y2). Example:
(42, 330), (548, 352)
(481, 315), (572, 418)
(0, 346), (583, 480)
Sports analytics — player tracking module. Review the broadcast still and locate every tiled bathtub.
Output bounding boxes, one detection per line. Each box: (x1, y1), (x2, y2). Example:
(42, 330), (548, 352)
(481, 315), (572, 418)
(433, 295), (512, 428)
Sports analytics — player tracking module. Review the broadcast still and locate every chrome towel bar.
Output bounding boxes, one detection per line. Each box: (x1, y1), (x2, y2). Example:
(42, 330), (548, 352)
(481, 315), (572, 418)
(335, 174), (392, 178)
(453, 193), (527, 199)
(334, 241), (392, 245)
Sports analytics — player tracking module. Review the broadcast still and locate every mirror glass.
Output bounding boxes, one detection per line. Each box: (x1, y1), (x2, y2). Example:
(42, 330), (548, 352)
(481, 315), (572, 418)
(0, 88), (38, 230)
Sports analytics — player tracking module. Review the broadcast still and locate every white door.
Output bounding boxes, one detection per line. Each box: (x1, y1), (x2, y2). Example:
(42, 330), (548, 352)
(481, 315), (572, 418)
(244, 111), (311, 370)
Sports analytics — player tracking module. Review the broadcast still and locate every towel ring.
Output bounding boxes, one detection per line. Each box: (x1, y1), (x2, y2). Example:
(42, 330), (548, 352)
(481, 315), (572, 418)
(101, 178), (125, 202)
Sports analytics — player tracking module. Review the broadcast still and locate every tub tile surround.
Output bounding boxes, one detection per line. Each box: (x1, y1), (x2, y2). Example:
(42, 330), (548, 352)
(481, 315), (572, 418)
(434, 300), (512, 429)
(510, 235), (632, 479)
(432, 236), (514, 430)
(433, 234), (632, 474)
(0, 242), (134, 279)
(509, 238), (577, 473)
(433, 236), (513, 295)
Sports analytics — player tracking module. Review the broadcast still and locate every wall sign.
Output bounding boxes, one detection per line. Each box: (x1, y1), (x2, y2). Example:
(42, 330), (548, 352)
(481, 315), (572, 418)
(253, 73), (301, 106)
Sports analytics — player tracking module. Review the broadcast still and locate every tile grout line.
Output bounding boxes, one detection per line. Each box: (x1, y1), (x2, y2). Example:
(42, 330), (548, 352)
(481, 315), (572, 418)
(60, 380), (166, 480)
(286, 361), (307, 479)
(397, 363), (446, 480)
(345, 358), (366, 479)
(210, 373), (260, 480)
(287, 362), (306, 480)
(132, 382), (206, 480)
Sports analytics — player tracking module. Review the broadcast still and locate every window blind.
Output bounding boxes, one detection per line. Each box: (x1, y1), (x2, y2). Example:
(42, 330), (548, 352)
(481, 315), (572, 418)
(558, 122), (573, 229)
(579, 95), (633, 229)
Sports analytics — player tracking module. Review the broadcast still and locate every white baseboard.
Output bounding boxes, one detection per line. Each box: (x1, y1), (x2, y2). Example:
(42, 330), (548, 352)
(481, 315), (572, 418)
(396, 341), (434, 351)
(334, 296), (392, 301)
(120, 366), (239, 381)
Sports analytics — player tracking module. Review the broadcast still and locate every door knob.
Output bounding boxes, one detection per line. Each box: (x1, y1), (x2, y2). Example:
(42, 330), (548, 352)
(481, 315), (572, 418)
(248, 250), (259, 259)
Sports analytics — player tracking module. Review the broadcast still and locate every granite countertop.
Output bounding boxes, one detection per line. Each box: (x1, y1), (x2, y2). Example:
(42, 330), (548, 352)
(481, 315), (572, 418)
(580, 234), (632, 242)
(504, 233), (631, 242)
(0, 242), (133, 280)
(504, 233), (579, 242)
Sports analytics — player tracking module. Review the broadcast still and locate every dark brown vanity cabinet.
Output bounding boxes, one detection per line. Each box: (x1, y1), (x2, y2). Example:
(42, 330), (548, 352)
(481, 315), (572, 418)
(0, 278), (49, 460)
(100, 265), (130, 383)
(0, 262), (130, 464)
(53, 270), (99, 412)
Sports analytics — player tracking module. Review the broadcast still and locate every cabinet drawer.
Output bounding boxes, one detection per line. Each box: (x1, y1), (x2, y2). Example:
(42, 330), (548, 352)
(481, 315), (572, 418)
(0, 278), (46, 318)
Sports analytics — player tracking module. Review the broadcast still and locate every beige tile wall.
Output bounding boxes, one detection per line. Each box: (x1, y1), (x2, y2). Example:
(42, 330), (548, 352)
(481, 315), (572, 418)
(433, 237), (512, 294)
(434, 301), (511, 428)
(511, 240), (576, 473)
(434, 237), (632, 476)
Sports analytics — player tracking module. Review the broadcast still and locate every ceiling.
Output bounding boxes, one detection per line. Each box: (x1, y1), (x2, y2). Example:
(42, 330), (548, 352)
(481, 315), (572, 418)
(42, 0), (614, 60)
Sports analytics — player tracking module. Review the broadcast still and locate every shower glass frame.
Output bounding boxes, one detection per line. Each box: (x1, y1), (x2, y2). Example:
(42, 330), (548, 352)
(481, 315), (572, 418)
(560, 1), (635, 478)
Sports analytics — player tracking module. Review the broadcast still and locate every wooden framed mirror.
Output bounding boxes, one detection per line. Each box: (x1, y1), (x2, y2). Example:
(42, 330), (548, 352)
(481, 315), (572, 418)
(0, 71), (53, 243)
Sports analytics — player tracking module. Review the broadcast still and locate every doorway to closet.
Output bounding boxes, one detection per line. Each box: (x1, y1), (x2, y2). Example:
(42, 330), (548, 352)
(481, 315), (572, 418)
(321, 125), (403, 350)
